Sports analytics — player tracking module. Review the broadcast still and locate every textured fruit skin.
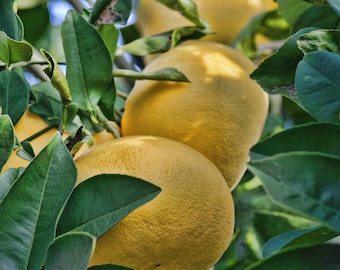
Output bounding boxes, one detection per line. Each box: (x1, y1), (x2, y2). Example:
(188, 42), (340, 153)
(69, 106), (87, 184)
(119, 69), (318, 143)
(122, 40), (268, 190)
(75, 135), (235, 270)
(136, 0), (277, 44)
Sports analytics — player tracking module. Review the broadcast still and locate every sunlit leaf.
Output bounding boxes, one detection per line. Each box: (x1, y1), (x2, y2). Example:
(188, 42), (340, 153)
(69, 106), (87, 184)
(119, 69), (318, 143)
(0, 31), (32, 66)
(0, 133), (77, 269)
(248, 152), (340, 233)
(98, 24), (119, 62)
(41, 49), (72, 105)
(263, 225), (339, 257)
(45, 232), (95, 270)
(57, 174), (161, 238)
(0, 69), (30, 125)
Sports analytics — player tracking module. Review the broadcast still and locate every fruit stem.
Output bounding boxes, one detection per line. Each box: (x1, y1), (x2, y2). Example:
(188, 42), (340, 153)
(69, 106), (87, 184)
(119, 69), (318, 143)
(21, 121), (59, 143)
(94, 106), (121, 139)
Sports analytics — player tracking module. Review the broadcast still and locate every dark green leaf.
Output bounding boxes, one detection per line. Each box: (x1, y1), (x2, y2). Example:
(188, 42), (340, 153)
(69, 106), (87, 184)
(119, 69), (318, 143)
(0, 31), (32, 66)
(45, 232), (95, 270)
(0, 115), (15, 171)
(263, 225), (339, 257)
(295, 50), (340, 122)
(98, 79), (116, 121)
(328, 0), (340, 16)
(0, 168), (22, 202)
(293, 5), (340, 33)
(245, 244), (340, 270)
(0, 133), (77, 269)
(57, 174), (161, 237)
(112, 67), (190, 82)
(297, 29), (340, 55)
(0, 69), (30, 125)
(89, 0), (132, 26)
(41, 49), (72, 105)
(156, 0), (209, 28)
(0, 0), (23, 40)
(251, 122), (340, 159)
(250, 27), (318, 101)
(61, 10), (113, 112)
(248, 152), (340, 233)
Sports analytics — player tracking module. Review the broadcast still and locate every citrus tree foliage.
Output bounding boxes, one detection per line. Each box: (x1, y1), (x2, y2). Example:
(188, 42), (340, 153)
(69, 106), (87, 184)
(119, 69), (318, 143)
(0, 0), (339, 269)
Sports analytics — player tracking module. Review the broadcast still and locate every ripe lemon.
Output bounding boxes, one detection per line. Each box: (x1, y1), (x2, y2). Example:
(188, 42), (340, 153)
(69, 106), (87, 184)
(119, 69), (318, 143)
(75, 135), (235, 270)
(136, 0), (277, 44)
(1, 109), (116, 171)
(121, 40), (268, 190)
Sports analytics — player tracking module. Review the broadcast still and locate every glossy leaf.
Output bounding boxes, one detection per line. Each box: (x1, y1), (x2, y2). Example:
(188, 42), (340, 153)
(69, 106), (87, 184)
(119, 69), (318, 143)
(0, 31), (32, 66)
(112, 67), (190, 82)
(251, 122), (340, 159)
(0, 0), (23, 40)
(276, 0), (312, 28)
(263, 225), (339, 257)
(61, 10), (113, 112)
(41, 49), (72, 105)
(0, 133), (77, 269)
(0, 115), (15, 171)
(156, 0), (209, 28)
(89, 0), (132, 26)
(328, 0), (340, 16)
(0, 168), (22, 202)
(0, 69), (30, 125)
(57, 174), (161, 238)
(248, 152), (340, 233)
(245, 245), (340, 270)
(45, 232), (95, 270)
(250, 27), (318, 101)
(295, 50), (340, 122)
(293, 5), (340, 33)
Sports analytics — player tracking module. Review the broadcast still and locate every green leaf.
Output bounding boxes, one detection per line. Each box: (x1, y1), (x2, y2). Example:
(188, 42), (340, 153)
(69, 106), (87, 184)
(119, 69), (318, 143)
(295, 50), (340, 122)
(98, 79), (116, 121)
(293, 5), (340, 33)
(248, 152), (340, 233)
(61, 10), (113, 112)
(328, 0), (340, 16)
(0, 115), (15, 171)
(89, 0), (132, 26)
(276, 0), (312, 28)
(45, 232), (95, 270)
(57, 174), (161, 237)
(156, 0), (209, 28)
(0, 133), (77, 269)
(0, 0), (23, 40)
(0, 168), (22, 202)
(245, 244), (340, 270)
(0, 69), (30, 125)
(250, 27), (318, 101)
(98, 24), (119, 62)
(263, 225), (339, 257)
(297, 29), (340, 55)
(251, 122), (340, 159)
(0, 31), (32, 66)
(112, 67), (190, 82)
(40, 49), (72, 105)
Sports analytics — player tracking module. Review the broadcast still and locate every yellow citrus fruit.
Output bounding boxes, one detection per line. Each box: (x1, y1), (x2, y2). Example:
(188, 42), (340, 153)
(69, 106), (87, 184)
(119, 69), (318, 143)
(136, 0), (277, 44)
(122, 40), (268, 190)
(75, 135), (234, 270)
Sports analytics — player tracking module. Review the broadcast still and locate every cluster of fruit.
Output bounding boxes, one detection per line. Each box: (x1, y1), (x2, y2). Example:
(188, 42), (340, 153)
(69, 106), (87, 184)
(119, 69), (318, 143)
(4, 1), (274, 269)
